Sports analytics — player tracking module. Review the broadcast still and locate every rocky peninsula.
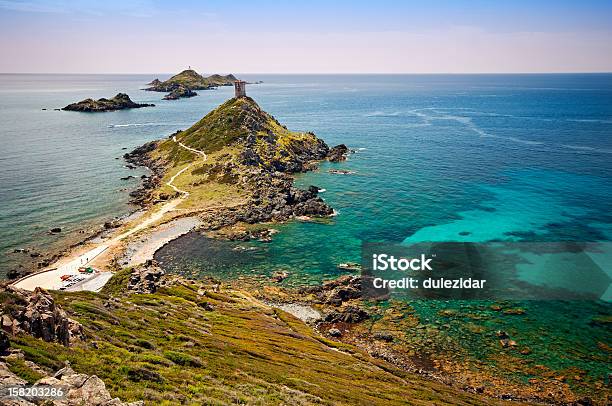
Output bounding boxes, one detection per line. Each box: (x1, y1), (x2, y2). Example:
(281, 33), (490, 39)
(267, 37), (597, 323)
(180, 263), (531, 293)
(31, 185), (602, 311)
(146, 69), (237, 100)
(62, 93), (154, 112)
(124, 95), (341, 225)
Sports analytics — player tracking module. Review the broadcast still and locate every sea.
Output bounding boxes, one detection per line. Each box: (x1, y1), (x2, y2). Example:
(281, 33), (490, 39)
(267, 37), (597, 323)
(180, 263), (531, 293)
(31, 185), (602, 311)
(1, 74), (611, 383)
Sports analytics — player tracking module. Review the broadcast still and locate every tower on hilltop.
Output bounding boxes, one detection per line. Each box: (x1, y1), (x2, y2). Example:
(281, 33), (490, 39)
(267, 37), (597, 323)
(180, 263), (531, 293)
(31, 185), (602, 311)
(234, 80), (246, 98)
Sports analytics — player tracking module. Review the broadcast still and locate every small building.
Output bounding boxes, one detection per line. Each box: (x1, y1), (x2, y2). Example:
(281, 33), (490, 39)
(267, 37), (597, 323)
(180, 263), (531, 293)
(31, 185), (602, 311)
(234, 80), (246, 98)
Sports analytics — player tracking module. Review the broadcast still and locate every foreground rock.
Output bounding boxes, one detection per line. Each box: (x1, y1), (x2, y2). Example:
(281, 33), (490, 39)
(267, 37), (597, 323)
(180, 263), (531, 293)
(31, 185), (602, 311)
(0, 287), (84, 346)
(0, 360), (142, 406)
(62, 93), (154, 112)
(126, 260), (166, 294)
(300, 275), (363, 306)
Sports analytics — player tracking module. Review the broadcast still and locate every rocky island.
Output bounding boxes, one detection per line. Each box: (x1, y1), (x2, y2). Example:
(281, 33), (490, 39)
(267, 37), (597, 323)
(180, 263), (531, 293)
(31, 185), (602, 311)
(62, 93), (154, 112)
(146, 69), (238, 100)
(162, 86), (197, 100)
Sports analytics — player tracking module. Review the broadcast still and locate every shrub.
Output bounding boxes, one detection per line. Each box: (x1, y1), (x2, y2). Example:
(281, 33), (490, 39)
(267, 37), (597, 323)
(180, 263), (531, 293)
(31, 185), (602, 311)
(163, 351), (202, 367)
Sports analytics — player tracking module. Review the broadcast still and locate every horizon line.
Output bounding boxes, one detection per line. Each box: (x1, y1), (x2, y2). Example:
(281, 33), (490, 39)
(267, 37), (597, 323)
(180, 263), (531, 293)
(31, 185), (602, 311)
(2, 71), (612, 76)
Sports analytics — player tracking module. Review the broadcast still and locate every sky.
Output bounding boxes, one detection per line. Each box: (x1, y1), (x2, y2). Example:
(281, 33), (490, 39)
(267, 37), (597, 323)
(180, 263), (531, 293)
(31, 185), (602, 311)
(0, 0), (611, 74)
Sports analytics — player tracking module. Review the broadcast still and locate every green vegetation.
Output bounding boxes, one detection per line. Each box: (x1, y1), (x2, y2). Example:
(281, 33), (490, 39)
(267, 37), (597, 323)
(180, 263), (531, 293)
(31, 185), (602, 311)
(6, 358), (45, 384)
(151, 70), (236, 91)
(6, 274), (510, 405)
(160, 96), (322, 161)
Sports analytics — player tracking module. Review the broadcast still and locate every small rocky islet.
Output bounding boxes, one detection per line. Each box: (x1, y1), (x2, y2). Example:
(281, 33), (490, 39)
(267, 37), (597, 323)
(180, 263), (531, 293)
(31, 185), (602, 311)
(146, 69), (238, 100)
(62, 93), (154, 112)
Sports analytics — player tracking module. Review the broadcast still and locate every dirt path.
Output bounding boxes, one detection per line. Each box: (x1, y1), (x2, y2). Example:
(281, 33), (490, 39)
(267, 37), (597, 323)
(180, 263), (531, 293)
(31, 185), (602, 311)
(13, 136), (206, 292)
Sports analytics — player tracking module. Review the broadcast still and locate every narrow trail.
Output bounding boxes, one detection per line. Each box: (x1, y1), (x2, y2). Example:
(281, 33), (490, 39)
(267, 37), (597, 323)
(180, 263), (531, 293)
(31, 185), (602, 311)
(13, 136), (207, 292)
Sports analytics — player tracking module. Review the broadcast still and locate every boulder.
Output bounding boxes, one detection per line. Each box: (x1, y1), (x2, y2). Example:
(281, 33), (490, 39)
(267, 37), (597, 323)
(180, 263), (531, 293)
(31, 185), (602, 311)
(0, 287), (84, 346)
(328, 328), (342, 337)
(127, 260), (166, 294)
(0, 330), (9, 354)
(324, 306), (369, 324)
(12, 362), (146, 406)
(327, 144), (349, 162)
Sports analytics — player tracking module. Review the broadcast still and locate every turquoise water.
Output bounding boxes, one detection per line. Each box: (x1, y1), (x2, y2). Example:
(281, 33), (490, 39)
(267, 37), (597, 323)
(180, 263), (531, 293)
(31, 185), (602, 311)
(153, 74), (612, 287)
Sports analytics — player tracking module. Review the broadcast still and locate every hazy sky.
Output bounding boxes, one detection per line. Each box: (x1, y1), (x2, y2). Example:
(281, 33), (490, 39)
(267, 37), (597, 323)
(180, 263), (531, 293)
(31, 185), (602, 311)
(1, 0), (611, 73)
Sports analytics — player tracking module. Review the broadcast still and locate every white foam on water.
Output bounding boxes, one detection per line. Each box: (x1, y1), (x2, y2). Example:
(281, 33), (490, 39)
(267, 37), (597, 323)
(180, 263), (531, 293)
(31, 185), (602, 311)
(364, 111), (402, 117)
(560, 144), (612, 154)
(108, 122), (187, 128)
(567, 119), (612, 124)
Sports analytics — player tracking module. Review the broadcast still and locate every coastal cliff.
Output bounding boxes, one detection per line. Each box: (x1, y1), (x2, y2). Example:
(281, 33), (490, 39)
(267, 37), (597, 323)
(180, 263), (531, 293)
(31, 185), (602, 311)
(62, 93), (154, 112)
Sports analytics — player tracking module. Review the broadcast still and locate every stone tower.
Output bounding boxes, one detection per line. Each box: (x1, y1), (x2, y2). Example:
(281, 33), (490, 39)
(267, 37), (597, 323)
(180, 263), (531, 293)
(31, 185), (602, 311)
(234, 80), (246, 98)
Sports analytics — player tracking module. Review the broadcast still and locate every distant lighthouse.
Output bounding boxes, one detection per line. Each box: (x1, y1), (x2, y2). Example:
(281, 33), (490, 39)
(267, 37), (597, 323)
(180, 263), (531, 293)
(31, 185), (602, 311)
(234, 80), (246, 98)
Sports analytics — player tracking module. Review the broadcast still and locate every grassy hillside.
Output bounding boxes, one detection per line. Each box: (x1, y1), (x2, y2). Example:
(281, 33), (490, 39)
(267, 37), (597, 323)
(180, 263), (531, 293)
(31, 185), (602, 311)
(156, 96), (327, 167)
(7, 272), (522, 405)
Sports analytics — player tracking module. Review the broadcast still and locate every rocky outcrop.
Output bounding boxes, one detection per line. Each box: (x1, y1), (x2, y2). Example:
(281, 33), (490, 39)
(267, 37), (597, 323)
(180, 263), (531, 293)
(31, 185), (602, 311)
(163, 86), (197, 100)
(328, 144), (349, 162)
(0, 287), (84, 346)
(127, 260), (166, 294)
(0, 359), (142, 406)
(323, 306), (369, 323)
(62, 93), (154, 112)
(0, 330), (9, 354)
(123, 141), (163, 206)
(300, 275), (363, 306)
